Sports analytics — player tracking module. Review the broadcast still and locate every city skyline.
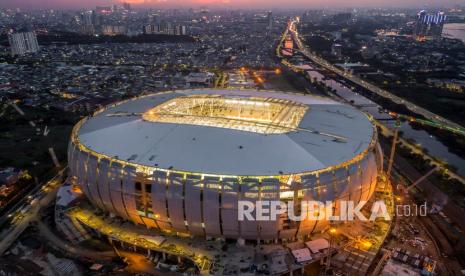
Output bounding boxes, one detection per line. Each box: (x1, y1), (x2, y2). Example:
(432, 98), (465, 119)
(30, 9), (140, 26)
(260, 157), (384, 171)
(1, 2), (465, 275)
(0, 0), (463, 9)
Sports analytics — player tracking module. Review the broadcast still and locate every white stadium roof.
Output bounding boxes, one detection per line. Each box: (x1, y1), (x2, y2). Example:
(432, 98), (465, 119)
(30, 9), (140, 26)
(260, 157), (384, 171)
(77, 89), (375, 176)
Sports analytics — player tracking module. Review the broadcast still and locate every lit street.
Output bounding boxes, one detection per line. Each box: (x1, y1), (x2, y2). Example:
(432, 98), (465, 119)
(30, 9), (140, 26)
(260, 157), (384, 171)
(0, 169), (65, 255)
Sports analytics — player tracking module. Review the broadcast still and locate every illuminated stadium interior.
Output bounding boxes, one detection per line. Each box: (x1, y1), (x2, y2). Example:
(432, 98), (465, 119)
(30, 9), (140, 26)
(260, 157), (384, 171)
(142, 94), (308, 134)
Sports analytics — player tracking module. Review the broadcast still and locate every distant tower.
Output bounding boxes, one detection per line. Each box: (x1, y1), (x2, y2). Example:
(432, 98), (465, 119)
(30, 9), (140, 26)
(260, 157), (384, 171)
(414, 10), (446, 41)
(80, 10), (97, 34)
(431, 11), (446, 39)
(331, 44), (342, 59)
(81, 11), (93, 26)
(267, 11), (273, 31)
(123, 2), (131, 11)
(8, 31), (39, 56)
(414, 10), (429, 41)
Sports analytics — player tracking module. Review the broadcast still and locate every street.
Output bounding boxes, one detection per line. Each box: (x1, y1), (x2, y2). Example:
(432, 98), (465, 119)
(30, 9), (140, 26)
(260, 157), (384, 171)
(0, 168), (65, 255)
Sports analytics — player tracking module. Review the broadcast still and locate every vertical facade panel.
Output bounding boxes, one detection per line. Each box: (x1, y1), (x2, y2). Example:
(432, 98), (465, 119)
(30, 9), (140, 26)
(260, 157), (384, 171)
(185, 175), (203, 236)
(221, 178), (240, 238)
(151, 171), (171, 230)
(77, 151), (91, 198)
(358, 155), (371, 203)
(318, 172), (336, 202)
(259, 178), (280, 240)
(278, 181), (298, 240)
(297, 174), (318, 237)
(203, 177), (221, 237)
(364, 153), (378, 201)
(109, 162), (129, 219)
(122, 165), (144, 225)
(349, 164), (363, 204)
(240, 178), (260, 239)
(167, 173), (186, 232)
(334, 167), (350, 218)
(69, 144), (79, 179)
(97, 158), (113, 213)
(360, 177), (373, 202)
(87, 155), (103, 209)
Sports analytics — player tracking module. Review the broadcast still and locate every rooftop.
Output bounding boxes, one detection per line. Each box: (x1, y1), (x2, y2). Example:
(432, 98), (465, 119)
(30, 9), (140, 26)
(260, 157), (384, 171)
(76, 89), (375, 176)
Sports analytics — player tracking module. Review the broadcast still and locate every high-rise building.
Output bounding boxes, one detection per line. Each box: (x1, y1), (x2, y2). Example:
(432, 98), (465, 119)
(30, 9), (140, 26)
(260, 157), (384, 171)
(101, 25), (127, 36)
(143, 24), (157, 34)
(267, 11), (273, 31)
(331, 43), (342, 58)
(80, 10), (97, 34)
(332, 12), (352, 24)
(8, 31), (39, 56)
(143, 23), (186, 35)
(414, 10), (446, 41)
(123, 2), (131, 11)
(81, 10), (94, 26)
(175, 25), (187, 36)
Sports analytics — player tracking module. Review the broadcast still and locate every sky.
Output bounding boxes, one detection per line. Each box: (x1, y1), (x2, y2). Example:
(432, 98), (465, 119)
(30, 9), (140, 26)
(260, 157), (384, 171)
(0, 0), (462, 9)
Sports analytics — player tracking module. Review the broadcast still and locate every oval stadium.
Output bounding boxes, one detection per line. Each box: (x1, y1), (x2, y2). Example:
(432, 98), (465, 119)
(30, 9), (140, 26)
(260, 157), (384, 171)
(68, 89), (383, 241)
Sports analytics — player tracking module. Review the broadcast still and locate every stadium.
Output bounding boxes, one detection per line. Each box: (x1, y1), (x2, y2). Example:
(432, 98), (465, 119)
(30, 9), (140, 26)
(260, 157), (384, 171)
(68, 89), (382, 241)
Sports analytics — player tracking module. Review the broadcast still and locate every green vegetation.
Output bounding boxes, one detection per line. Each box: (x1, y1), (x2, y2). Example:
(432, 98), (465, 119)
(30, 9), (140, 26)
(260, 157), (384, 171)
(0, 105), (79, 182)
(380, 132), (465, 205)
(266, 69), (311, 92)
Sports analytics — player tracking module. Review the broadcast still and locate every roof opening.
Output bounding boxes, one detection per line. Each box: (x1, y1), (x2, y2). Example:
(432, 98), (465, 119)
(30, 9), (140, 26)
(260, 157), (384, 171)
(142, 94), (308, 134)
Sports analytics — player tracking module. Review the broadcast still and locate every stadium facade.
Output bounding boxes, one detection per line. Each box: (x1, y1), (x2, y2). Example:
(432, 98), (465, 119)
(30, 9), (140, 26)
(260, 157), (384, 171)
(68, 89), (382, 241)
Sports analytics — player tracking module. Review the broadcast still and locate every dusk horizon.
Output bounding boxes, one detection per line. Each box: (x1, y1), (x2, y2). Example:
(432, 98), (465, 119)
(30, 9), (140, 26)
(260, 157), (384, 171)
(1, 0), (465, 275)
(0, 0), (463, 10)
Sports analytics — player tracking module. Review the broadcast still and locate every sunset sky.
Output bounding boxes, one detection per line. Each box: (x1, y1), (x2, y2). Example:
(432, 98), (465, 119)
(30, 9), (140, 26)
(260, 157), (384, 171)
(0, 0), (461, 9)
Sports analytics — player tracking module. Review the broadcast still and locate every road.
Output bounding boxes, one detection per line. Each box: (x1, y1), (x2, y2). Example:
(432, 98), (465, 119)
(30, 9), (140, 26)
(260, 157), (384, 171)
(286, 19), (465, 136)
(0, 167), (116, 260)
(0, 169), (65, 255)
(36, 219), (116, 259)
